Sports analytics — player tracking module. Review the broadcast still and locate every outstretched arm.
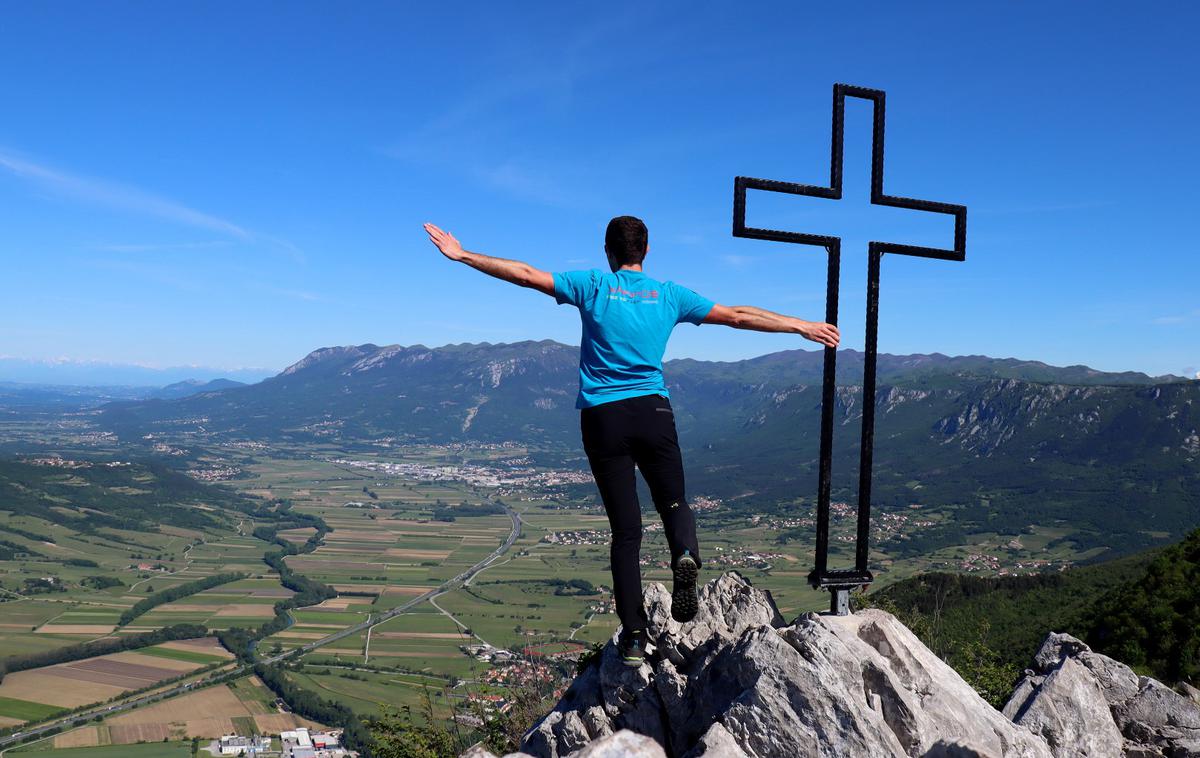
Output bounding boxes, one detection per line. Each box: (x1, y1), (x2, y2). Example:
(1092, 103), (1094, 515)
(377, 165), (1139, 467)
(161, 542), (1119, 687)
(703, 304), (840, 348)
(424, 223), (555, 296)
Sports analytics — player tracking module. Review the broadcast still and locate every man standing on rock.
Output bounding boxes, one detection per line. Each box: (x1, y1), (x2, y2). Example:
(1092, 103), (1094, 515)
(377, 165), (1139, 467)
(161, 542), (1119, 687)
(424, 216), (839, 665)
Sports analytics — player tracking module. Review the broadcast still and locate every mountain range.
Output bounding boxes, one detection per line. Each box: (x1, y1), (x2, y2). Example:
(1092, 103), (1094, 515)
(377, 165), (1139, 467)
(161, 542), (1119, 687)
(98, 341), (1200, 559)
(0, 377), (245, 410)
(0, 356), (270, 386)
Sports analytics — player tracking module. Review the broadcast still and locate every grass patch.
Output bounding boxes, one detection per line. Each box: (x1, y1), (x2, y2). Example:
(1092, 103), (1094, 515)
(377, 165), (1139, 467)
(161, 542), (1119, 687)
(231, 715), (257, 734)
(136, 646), (226, 665)
(0, 694), (64, 721)
(12, 741), (192, 756)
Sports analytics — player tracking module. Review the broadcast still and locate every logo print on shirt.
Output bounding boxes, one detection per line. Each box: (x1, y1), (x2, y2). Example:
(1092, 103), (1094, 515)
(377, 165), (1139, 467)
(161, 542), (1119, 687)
(607, 286), (659, 304)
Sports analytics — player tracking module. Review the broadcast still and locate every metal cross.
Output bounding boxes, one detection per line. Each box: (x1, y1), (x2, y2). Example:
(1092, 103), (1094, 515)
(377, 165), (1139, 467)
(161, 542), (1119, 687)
(731, 83), (967, 615)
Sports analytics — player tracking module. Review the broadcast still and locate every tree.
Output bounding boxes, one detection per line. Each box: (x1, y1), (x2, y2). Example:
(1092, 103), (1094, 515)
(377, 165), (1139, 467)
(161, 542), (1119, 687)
(368, 705), (458, 758)
(477, 677), (557, 754)
(1088, 527), (1200, 685)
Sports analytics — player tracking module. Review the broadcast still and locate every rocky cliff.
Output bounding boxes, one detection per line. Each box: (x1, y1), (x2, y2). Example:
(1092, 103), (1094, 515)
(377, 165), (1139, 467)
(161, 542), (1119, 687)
(465, 572), (1200, 758)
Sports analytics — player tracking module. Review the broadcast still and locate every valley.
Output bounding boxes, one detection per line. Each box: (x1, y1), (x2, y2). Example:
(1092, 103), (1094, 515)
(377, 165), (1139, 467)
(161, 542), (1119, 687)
(0, 341), (1196, 755)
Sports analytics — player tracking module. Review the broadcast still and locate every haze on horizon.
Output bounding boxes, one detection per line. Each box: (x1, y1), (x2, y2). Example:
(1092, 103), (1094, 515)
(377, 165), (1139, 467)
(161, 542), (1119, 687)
(1, 3), (1197, 379)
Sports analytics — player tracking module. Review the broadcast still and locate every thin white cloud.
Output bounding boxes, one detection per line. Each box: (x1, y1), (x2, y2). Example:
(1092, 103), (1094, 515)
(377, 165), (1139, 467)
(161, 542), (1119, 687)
(380, 7), (671, 209)
(0, 150), (250, 239)
(475, 161), (589, 208)
(1151, 309), (1200, 326)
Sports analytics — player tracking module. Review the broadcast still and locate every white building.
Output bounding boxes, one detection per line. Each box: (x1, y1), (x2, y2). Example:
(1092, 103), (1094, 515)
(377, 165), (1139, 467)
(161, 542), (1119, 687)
(281, 727), (313, 748)
(217, 734), (271, 755)
(281, 727), (356, 757)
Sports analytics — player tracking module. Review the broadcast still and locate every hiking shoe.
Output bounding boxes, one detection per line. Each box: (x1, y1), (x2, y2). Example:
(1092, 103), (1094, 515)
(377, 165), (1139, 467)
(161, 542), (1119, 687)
(618, 629), (647, 667)
(671, 550), (699, 623)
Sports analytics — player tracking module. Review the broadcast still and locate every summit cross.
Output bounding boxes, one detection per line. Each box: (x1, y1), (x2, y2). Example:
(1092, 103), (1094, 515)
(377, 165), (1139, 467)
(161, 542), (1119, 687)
(731, 83), (968, 615)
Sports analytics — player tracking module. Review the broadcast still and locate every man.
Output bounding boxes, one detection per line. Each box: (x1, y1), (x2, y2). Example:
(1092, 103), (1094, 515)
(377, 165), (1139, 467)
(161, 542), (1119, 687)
(424, 216), (839, 666)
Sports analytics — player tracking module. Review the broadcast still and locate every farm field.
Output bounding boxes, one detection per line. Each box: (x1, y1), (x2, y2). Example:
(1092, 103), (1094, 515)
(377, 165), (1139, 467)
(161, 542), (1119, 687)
(11, 741), (193, 756)
(130, 577), (290, 631)
(0, 637), (232, 725)
(0, 461), (281, 663)
(38, 676), (321, 750)
(223, 456), (519, 660)
(300, 607), (480, 681)
(224, 451), (844, 675)
(283, 665), (461, 722)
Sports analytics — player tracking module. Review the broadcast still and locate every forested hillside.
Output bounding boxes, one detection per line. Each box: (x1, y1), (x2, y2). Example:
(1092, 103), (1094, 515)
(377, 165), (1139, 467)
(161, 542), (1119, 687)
(0, 457), (250, 532)
(868, 528), (1200, 691)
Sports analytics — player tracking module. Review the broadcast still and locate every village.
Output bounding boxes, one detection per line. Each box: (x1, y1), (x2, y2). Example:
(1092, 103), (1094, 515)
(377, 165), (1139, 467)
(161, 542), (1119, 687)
(757, 502), (938, 544)
(329, 456), (593, 490)
(22, 456), (131, 468)
(187, 464), (243, 482)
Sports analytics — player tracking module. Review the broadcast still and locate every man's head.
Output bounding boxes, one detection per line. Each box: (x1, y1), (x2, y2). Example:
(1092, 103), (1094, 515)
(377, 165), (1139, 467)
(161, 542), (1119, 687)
(604, 216), (648, 271)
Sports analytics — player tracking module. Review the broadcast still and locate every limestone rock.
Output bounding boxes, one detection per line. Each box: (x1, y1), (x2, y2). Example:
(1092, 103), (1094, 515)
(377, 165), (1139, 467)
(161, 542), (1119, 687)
(521, 571), (1051, 758)
(683, 722), (751, 757)
(460, 745), (509, 758)
(1003, 632), (1200, 758)
(569, 729), (667, 757)
(1000, 656), (1123, 757)
(1178, 682), (1200, 707)
(463, 729), (662, 758)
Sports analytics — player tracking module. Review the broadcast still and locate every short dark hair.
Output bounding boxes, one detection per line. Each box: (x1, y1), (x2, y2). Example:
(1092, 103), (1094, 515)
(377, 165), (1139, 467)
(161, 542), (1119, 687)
(605, 216), (648, 267)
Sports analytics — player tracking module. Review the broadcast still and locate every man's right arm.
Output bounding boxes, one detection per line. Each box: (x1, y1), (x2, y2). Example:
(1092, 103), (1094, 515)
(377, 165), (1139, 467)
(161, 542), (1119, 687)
(424, 223), (555, 296)
(703, 304), (841, 348)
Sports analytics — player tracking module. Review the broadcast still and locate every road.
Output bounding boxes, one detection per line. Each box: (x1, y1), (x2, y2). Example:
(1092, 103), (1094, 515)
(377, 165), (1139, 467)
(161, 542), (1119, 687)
(428, 590), (496, 649)
(0, 506), (522, 751)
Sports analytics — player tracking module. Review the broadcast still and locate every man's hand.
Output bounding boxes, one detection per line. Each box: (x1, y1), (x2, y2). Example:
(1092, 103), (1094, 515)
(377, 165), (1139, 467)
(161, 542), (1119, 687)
(424, 223), (466, 261)
(798, 320), (840, 349)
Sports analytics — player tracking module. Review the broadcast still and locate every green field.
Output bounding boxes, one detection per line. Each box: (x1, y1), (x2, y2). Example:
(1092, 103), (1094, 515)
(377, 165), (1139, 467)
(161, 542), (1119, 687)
(285, 666), (461, 721)
(12, 741), (192, 756)
(136, 646), (227, 665)
(0, 695), (64, 721)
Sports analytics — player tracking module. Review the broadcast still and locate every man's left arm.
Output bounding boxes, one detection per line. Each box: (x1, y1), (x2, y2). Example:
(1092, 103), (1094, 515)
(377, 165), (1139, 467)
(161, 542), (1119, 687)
(424, 223), (555, 296)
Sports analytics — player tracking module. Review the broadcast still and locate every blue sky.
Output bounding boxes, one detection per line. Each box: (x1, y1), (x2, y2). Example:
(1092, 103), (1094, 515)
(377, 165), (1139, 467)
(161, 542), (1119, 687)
(1, 2), (1197, 380)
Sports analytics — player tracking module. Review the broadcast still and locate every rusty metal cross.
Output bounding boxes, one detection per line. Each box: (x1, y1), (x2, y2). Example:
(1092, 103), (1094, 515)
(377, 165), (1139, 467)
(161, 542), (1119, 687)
(731, 83), (968, 615)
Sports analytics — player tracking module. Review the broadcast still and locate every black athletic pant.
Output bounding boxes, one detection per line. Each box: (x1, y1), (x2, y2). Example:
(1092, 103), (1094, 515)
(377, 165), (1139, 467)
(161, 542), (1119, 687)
(581, 393), (701, 634)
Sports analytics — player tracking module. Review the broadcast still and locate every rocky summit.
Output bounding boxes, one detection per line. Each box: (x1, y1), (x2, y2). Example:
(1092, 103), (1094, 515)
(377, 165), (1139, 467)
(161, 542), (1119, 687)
(463, 572), (1200, 758)
(1003, 632), (1200, 757)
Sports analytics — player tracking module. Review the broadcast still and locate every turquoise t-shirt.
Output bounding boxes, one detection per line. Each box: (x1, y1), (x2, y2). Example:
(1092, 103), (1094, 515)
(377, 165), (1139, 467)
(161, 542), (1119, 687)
(553, 269), (715, 409)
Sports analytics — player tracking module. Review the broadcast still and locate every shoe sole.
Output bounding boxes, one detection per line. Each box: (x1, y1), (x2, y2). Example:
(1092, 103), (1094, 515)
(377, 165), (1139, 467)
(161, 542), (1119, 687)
(622, 656), (643, 668)
(672, 555), (699, 622)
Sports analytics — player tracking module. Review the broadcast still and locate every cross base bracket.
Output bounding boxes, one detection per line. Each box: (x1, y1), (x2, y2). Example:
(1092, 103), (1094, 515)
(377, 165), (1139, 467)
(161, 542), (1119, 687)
(808, 569), (874, 616)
